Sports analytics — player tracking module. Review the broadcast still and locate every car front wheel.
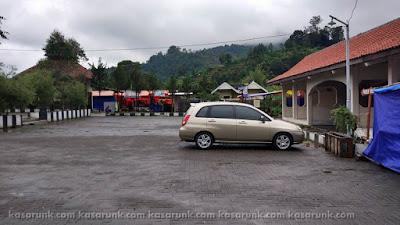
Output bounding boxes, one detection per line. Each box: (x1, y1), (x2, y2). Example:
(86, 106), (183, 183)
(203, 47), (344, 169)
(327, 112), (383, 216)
(273, 133), (292, 150)
(195, 132), (214, 149)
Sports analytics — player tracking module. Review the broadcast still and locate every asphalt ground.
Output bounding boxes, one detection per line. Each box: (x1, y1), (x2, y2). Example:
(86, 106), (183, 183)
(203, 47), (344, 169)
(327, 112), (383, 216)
(0, 116), (399, 224)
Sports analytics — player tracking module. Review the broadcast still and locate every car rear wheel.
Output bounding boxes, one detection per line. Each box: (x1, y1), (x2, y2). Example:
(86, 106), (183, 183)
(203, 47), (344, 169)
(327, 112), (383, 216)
(195, 132), (214, 149)
(273, 133), (292, 150)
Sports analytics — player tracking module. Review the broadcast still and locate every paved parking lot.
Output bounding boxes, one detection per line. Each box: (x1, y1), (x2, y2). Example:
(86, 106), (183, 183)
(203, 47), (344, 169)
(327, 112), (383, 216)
(0, 116), (399, 224)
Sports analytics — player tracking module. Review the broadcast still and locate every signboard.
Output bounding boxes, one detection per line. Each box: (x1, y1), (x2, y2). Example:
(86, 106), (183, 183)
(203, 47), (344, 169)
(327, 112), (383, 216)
(154, 90), (167, 97)
(361, 88), (374, 96)
(239, 86), (248, 98)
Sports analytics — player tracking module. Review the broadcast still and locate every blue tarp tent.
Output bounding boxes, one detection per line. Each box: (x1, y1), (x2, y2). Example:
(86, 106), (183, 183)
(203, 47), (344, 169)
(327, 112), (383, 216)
(363, 83), (400, 173)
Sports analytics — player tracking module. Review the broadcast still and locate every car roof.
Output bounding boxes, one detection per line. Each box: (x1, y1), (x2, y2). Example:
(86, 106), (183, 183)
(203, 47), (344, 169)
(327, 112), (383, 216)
(191, 101), (255, 107)
(190, 101), (273, 120)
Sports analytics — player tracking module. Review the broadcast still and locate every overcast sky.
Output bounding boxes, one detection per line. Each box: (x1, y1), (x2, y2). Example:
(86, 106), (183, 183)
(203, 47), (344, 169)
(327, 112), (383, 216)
(1, 0), (399, 73)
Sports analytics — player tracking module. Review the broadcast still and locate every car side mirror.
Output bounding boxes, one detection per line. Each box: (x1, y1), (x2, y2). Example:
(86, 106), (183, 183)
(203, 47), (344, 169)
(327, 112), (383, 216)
(260, 116), (266, 123)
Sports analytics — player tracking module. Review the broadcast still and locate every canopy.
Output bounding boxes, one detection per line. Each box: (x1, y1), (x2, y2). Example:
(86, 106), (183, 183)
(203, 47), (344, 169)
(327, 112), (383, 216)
(363, 83), (400, 173)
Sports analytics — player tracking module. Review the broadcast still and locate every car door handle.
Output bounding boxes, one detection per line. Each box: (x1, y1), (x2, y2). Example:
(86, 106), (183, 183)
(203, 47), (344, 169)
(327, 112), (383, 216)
(238, 121), (247, 124)
(208, 119), (216, 122)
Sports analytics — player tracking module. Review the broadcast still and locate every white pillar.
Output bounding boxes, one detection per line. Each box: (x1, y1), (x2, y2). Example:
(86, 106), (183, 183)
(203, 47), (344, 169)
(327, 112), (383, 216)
(292, 82), (297, 120)
(281, 84), (285, 118)
(306, 82), (312, 125)
(351, 66), (359, 114)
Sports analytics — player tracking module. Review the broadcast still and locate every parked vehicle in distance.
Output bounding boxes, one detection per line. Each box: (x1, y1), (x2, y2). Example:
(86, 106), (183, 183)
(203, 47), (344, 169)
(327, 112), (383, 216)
(179, 102), (304, 150)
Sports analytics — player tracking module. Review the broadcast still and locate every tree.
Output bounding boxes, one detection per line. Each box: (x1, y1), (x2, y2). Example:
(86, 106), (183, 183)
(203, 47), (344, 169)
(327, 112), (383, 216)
(146, 73), (159, 93)
(330, 26), (344, 43)
(43, 30), (87, 63)
(141, 44), (251, 80)
(52, 72), (74, 110)
(114, 60), (143, 111)
(197, 92), (219, 102)
(64, 81), (87, 109)
(285, 15), (344, 48)
(0, 16), (8, 44)
(167, 46), (181, 55)
(180, 76), (192, 93)
(145, 73), (159, 111)
(241, 65), (267, 85)
(308, 15), (322, 33)
(0, 75), (34, 114)
(90, 58), (107, 111)
(0, 62), (17, 78)
(167, 75), (177, 113)
(129, 63), (144, 112)
(262, 85), (282, 116)
(111, 67), (128, 111)
(219, 53), (232, 64)
(111, 61), (135, 111)
(18, 71), (56, 108)
(248, 44), (268, 59)
(267, 43), (274, 52)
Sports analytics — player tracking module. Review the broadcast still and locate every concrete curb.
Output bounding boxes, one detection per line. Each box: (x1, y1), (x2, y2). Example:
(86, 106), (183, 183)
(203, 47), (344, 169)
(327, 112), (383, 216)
(303, 130), (325, 146)
(1, 115), (23, 131)
(108, 112), (184, 117)
(2, 109), (92, 132)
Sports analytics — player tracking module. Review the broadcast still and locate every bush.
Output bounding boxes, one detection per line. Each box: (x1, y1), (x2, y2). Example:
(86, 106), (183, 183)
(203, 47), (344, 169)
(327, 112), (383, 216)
(0, 75), (34, 114)
(331, 105), (357, 135)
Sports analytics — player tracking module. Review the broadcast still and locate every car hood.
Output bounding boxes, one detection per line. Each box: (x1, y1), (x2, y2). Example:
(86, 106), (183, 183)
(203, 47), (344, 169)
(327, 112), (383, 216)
(270, 119), (299, 131)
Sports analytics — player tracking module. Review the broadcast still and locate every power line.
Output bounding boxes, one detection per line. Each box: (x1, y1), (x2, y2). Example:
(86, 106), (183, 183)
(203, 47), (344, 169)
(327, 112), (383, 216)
(0, 33), (290, 52)
(347, 0), (358, 23)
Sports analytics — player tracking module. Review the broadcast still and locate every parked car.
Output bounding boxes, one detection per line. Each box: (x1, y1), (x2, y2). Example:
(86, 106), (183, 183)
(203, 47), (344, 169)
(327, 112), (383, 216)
(179, 102), (304, 150)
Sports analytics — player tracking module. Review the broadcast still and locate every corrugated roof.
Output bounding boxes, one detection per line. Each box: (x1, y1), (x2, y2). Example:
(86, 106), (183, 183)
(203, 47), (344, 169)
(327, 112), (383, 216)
(268, 18), (400, 84)
(92, 91), (115, 96)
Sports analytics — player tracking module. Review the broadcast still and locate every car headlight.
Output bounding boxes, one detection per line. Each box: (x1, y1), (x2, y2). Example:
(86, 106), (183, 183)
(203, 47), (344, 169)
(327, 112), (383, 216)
(296, 126), (302, 131)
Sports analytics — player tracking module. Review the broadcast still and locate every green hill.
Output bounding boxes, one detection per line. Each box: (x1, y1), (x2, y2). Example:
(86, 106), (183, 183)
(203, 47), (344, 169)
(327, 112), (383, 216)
(141, 44), (252, 80)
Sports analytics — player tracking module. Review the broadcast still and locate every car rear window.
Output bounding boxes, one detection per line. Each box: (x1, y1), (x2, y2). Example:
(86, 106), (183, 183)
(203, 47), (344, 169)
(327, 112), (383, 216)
(209, 105), (234, 119)
(196, 106), (209, 117)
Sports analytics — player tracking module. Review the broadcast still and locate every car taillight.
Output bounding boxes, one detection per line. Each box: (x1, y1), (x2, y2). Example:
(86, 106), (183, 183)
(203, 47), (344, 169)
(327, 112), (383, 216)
(182, 115), (190, 126)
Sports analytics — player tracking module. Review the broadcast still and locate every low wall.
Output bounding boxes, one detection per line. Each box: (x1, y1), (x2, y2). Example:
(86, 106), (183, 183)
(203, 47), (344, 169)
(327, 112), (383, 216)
(2, 109), (91, 131)
(0, 115), (23, 129)
(46, 109), (91, 122)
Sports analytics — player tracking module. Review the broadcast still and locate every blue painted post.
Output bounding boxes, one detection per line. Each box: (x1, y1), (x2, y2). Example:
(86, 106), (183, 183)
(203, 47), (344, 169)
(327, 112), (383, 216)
(314, 133), (319, 148)
(3, 115), (7, 132)
(12, 115), (16, 128)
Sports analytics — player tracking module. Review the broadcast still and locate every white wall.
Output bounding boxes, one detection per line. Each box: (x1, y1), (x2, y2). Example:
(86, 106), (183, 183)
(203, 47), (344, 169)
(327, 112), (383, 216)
(352, 62), (388, 128)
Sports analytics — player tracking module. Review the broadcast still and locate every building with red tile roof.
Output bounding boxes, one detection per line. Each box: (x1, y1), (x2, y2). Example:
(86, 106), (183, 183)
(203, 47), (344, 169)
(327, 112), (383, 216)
(16, 59), (94, 108)
(18, 59), (93, 79)
(267, 18), (400, 134)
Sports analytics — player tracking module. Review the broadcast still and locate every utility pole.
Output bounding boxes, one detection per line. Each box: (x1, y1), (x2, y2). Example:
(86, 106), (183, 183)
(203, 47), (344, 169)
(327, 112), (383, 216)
(329, 15), (351, 112)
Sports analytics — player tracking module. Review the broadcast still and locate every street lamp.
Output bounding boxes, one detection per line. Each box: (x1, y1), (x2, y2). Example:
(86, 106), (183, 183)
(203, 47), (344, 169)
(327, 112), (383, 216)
(328, 15), (351, 112)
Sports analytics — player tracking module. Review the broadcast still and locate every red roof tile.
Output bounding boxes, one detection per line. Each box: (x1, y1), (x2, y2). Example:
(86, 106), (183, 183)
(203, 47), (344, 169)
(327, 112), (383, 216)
(19, 60), (93, 79)
(268, 18), (400, 83)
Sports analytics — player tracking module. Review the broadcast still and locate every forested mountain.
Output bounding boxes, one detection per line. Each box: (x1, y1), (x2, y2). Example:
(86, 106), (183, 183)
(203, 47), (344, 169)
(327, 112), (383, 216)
(170, 15), (344, 100)
(103, 15), (344, 101)
(141, 44), (252, 80)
